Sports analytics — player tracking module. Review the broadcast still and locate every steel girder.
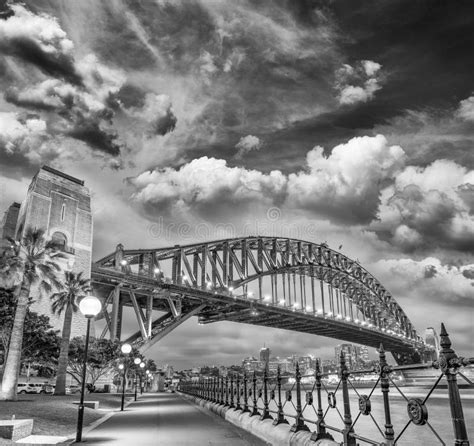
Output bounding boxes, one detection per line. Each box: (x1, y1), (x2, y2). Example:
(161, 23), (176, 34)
(91, 237), (427, 359)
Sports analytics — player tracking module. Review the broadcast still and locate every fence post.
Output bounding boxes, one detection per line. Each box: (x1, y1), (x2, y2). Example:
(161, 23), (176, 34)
(236, 375), (242, 410)
(379, 344), (394, 445)
(261, 366), (273, 420)
(290, 362), (309, 432)
(340, 351), (356, 445)
(251, 371), (260, 416)
(214, 377), (217, 402)
(225, 376), (229, 406)
(243, 373), (250, 413)
(230, 375), (235, 408)
(273, 365), (288, 426)
(438, 323), (470, 446)
(220, 376), (224, 405)
(310, 359), (333, 441)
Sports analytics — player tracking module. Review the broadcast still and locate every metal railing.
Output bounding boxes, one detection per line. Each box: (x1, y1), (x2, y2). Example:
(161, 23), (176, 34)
(178, 323), (473, 445)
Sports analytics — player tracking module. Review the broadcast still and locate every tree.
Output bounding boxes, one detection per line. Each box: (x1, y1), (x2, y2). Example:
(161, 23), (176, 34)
(51, 271), (91, 395)
(0, 288), (60, 380)
(67, 337), (121, 388)
(0, 227), (63, 401)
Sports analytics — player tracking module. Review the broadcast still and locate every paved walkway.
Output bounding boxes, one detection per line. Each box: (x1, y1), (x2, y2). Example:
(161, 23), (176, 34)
(77, 393), (269, 446)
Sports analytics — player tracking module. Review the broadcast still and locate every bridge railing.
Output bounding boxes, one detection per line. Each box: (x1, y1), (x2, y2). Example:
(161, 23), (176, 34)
(178, 323), (473, 445)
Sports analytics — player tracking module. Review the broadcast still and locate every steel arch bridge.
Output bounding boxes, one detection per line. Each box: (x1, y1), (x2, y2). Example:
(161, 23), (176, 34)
(91, 236), (429, 364)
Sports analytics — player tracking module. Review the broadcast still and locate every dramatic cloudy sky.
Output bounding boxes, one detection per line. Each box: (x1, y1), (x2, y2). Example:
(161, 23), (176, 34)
(0, 0), (473, 368)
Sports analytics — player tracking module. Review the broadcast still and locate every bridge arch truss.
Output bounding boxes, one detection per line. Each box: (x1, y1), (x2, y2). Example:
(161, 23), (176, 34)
(92, 237), (427, 363)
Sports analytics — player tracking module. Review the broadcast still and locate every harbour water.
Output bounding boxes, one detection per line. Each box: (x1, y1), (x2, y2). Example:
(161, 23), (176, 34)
(253, 386), (474, 445)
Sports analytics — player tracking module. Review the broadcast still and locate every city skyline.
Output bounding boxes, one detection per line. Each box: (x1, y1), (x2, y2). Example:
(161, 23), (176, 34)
(0, 1), (473, 368)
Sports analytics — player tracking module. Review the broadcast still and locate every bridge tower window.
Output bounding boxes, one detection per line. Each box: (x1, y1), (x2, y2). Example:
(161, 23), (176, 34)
(61, 203), (66, 221)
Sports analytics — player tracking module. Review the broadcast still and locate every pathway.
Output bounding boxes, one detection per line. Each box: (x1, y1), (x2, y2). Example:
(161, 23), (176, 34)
(76, 392), (269, 446)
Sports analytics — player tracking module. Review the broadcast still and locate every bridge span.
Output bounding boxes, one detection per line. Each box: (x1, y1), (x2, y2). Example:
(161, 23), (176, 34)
(91, 236), (430, 364)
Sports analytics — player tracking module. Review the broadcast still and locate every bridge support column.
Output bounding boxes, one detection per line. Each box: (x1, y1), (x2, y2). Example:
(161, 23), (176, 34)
(110, 285), (121, 341)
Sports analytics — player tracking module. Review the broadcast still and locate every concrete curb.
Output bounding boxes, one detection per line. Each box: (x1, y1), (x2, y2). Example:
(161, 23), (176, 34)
(179, 393), (338, 446)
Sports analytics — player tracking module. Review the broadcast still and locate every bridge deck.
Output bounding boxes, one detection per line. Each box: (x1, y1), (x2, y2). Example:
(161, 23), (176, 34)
(80, 392), (267, 446)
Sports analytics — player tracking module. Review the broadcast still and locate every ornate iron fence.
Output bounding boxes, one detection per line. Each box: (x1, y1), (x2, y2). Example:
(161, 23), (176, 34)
(179, 323), (473, 445)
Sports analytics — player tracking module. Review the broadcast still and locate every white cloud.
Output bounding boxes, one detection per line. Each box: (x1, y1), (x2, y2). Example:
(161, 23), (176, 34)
(370, 257), (474, 305)
(362, 60), (382, 77)
(235, 135), (263, 158)
(131, 156), (287, 216)
(287, 135), (405, 222)
(336, 60), (382, 105)
(0, 112), (47, 155)
(374, 159), (474, 251)
(0, 4), (77, 81)
(457, 95), (474, 121)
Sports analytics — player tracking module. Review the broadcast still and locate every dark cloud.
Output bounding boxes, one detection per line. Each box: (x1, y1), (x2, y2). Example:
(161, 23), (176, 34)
(462, 268), (474, 280)
(0, 4), (82, 85)
(424, 265), (437, 279)
(67, 122), (121, 156)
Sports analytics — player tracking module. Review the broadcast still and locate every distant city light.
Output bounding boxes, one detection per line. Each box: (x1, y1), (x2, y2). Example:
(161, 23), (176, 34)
(154, 268), (160, 274)
(120, 259), (127, 266)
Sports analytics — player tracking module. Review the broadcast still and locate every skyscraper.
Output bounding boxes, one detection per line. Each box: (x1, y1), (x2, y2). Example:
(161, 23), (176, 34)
(260, 347), (270, 364)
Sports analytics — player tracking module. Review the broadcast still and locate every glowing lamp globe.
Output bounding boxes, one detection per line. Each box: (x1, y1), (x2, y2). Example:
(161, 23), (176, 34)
(121, 343), (132, 354)
(134, 358), (141, 365)
(79, 295), (102, 318)
(118, 364), (124, 370)
(140, 362), (145, 368)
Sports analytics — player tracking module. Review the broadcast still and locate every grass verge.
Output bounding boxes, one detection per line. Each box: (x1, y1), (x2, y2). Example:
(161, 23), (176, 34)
(0, 392), (135, 444)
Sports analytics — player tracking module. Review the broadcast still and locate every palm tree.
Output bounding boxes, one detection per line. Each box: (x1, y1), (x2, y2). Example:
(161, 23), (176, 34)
(51, 271), (91, 395)
(0, 227), (63, 401)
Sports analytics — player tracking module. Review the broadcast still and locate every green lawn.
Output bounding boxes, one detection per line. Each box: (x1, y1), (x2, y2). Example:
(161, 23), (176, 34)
(0, 392), (135, 443)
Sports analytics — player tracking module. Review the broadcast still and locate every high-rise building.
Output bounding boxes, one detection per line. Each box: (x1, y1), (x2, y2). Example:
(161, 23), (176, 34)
(0, 166), (93, 337)
(335, 344), (358, 369)
(425, 327), (440, 360)
(260, 347), (270, 364)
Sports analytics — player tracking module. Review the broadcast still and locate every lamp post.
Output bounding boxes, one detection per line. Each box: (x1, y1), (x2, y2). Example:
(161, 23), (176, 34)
(139, 362), (145, 394)
(120, 343), (132, 411)
(76, 295), (102, 443)
(133, 357), (141, 401)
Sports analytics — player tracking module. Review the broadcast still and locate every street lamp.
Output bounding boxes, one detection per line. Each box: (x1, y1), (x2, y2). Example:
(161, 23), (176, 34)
(76, 295), (102, 443)
(120, 343), (132, 411)
(133, 357), (141, 401)
(139, 362), (145, 394)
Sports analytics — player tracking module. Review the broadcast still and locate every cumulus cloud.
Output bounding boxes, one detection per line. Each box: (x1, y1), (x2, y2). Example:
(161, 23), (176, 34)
(0, 4), (177, 162)
(287, 135), (406, 223)
(373, 160), (474, 252)
(335, 60), (382, 105)
(0, 4), (79, 84)
(0, 111), (46, 155)
(0, 111), (76, 164)
(235, 135), (263, 158)
(457, 95), (474, 121)
(130, 134), (408, 225)
(130, 156), (287, 217)
(370, 257), (474, 307)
